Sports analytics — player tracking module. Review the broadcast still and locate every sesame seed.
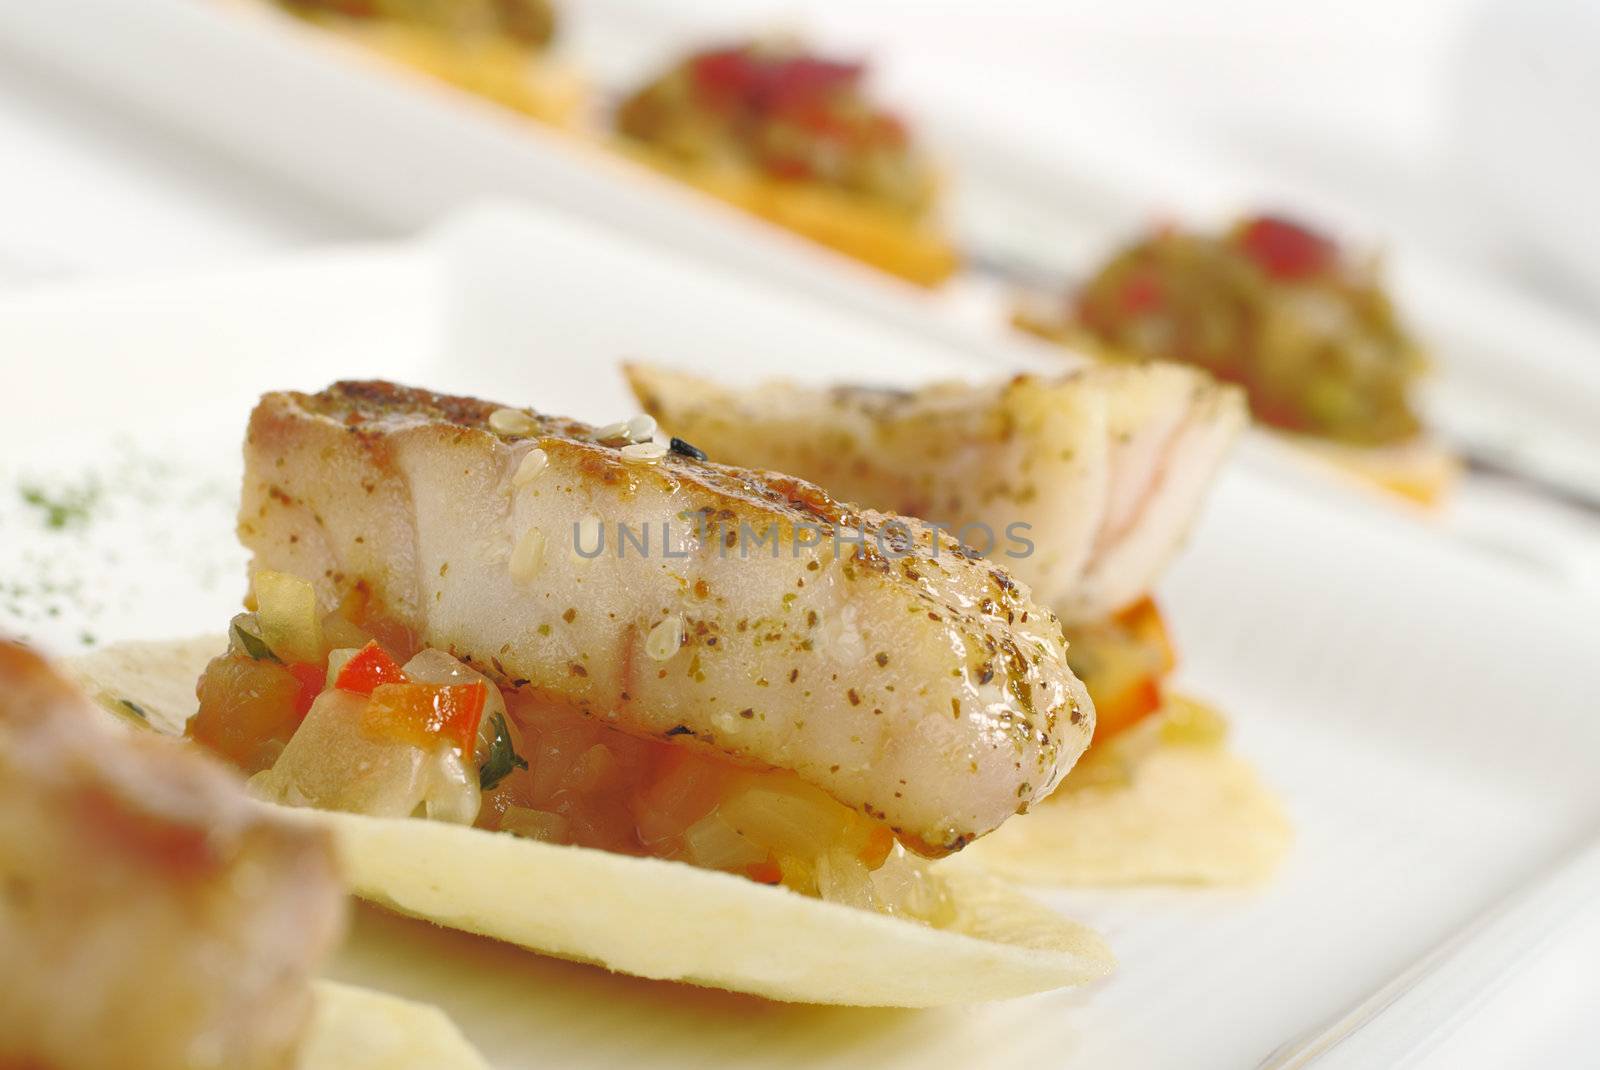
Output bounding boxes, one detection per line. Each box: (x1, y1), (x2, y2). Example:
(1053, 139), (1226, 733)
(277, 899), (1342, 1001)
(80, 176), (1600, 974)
(512, 447), (549, 486)
(620, 440), (668, 463)
(509, 528), (546, 581)
(489, 408), (536, 435)
(645, 614), (683, 661)
(626, 414), (657, 442)
(594, 420), (630, 443)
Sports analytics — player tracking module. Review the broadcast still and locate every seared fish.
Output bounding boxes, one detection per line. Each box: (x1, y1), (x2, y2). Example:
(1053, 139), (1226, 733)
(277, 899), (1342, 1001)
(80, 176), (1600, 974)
(0, 641), (344, 1070)
(626, 363), (1245, 623)
(239, 381), (1094, 854)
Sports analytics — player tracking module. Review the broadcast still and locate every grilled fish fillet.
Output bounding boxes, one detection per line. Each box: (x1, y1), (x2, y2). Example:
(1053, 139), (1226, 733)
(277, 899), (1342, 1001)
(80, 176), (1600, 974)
(626, 363), (1246, 623)
(0, 641), (344, 1070)
(239, 381), (1093, 855)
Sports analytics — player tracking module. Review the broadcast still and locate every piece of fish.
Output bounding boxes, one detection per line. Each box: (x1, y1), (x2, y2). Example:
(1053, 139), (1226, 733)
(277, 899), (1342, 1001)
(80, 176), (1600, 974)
(626, 362), (1245, 624)
(0, 641), (344, 1070)
(239, 381), (1094, 854)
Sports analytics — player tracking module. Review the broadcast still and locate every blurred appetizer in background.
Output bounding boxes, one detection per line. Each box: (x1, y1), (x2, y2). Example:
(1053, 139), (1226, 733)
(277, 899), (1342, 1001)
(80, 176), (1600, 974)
(265, 0), (583, 126)
(1017, 214), (1457, 505)
(74, 380), (1113, 1006)
(629, 362), (1290, 884)
(615, 40), (960, 286)
(0, 640), (488, 1070)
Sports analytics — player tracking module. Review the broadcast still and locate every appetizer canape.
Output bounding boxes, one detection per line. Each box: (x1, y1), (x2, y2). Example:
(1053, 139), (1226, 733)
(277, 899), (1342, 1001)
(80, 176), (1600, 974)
(0, 640), (488, 1070)
(614, 41), (959, 286)
(72, 380), (1112, 1005)
(628, 361), (1290, 884)
(1016, 215), (1457, 505)
(266, 0), (583, 126)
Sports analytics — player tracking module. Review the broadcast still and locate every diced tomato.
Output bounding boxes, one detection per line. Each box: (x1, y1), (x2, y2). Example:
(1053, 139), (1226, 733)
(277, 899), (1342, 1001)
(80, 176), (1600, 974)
(692, 46), (864, 116)
(188, 654), (306, 773)
(1114, 597), (1177, 675)
(1071, 598), (1177, 748)
(1236, 215), (1335, 281)
(745, 859), (784, 884)
(334, 639), (407, 696)
(362, 681), (488, 756)
(1119, 271), (1165, 314)
(766, 55), (863, 107)
(286, 661), (327, 719)
(691, 48), (758, 104)
(1092, 674), (1164, 741)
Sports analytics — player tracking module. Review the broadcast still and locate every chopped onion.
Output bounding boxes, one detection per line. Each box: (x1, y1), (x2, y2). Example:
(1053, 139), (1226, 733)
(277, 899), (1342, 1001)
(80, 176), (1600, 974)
(682, 814), (766, 871)
(499, 807), (570, 843)
(816, 850), (878, 911)
(253, 569), (323, 664)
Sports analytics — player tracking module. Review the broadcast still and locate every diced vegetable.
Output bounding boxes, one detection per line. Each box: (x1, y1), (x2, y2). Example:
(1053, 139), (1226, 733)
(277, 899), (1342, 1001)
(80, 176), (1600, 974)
(1073, 216), (1425, 446)
(361, 681), (488, 756)
(1235, 215), (1335, 281)
(682, 813), (767, 871)
(187, 654), (307, 773)
(717, 779), (864, 865)
(499, 807), (569, 843)
(632, 748), (729, 849)
(253, 570), (324, 665)
(251, 690), (431, 818)
(333, 639), (407, 695)
(420, 745), (482, 825)
(1159, 695), (1229, 747)
(1065, 597), (1176, 746)
(286, 661), (326, 718)
(745, 859), (784, 885)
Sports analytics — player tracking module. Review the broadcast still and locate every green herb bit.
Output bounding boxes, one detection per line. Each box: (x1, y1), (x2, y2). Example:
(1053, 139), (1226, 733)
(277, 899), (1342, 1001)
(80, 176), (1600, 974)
(230, 618), (282, 663)
(479, 710), (529, 790)
(19, 480), (101, 530)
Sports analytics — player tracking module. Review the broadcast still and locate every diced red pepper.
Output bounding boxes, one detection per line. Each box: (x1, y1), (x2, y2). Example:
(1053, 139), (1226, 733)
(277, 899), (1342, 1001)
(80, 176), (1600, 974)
(691, 46), (864, 116)
(691, 48), (758, 104)
(1114, 597), (1177, 675)
(1236, 215), (1336, 281)
(334, 639), (407, 696)
(1093, 675), (1164, 742)
(745, 859), (784, 884)
(286, 661), (327, 719)
(765, 55), (863, 111)
(1119, 271), (1165, 315)
(362, 681), (488, 756)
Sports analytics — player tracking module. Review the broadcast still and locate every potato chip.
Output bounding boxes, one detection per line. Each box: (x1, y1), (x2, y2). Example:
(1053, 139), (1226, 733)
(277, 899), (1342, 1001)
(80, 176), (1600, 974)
(307, 981), (488, 1070)
(956, 701), (1291, 885)
(70, 638), (1114, 1006)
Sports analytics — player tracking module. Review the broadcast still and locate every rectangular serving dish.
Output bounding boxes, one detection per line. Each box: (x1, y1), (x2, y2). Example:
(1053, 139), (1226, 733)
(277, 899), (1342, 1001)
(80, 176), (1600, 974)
(3, 205), (1598, 1067)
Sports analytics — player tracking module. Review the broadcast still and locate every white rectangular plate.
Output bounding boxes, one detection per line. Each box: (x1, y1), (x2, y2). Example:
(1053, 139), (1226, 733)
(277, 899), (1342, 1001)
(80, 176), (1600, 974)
(4, 205), (1599, 1068)
(7, 0), (1600, 520)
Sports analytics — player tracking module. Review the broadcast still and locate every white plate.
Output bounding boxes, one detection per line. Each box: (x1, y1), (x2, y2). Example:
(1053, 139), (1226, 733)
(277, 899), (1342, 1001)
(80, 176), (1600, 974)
(7, 0), (1600, 587)
(4, 204), (1600, 1068)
